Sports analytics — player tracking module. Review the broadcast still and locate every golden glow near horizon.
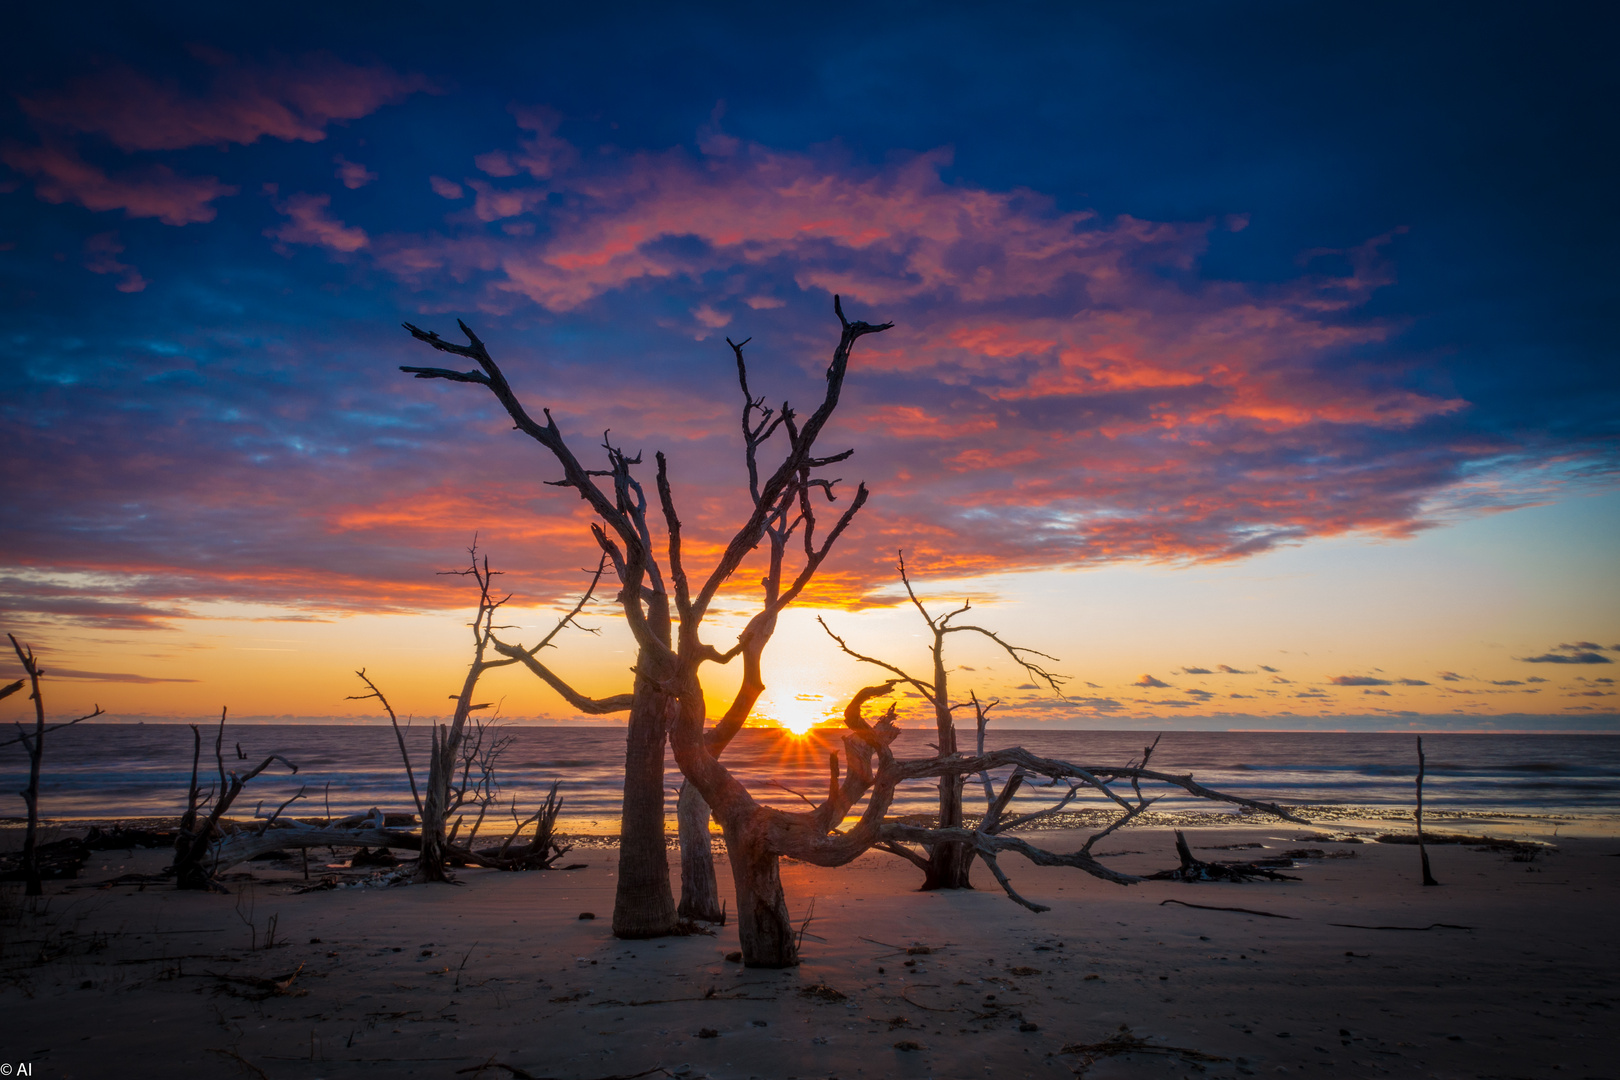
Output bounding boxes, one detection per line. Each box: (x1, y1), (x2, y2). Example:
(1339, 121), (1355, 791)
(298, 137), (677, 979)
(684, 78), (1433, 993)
(2, 494), (1616, 728)
(756, 692), (837, 735)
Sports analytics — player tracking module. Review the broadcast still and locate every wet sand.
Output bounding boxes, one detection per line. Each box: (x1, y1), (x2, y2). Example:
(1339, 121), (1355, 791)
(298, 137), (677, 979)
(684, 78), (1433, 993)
(1, 821), (1616, 1080)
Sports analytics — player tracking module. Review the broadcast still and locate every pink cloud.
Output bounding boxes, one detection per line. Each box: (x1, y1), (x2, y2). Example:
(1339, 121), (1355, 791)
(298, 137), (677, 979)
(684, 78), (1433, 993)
(82, 231), (147, 292)
(429, 176), (464, 200)
(334, 155), (377, 189)
(0, 142), (235, 225)
(467, 179), (548, 222)
(18, 52), (430, 152)
(366, 132), (1482, 578)
(268, 192), (368, 252)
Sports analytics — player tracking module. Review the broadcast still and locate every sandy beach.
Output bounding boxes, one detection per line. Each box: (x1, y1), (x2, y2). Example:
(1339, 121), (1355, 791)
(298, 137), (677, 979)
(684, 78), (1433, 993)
(1, 818), (1615, 1080)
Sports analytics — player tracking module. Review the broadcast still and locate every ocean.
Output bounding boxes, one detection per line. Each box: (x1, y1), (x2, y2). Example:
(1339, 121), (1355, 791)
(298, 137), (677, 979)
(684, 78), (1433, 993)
(3, 725), (1617, 834)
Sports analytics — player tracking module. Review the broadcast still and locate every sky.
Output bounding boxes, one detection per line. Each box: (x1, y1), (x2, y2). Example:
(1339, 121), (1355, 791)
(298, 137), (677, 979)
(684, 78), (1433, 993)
(1, 1), (1616, 731)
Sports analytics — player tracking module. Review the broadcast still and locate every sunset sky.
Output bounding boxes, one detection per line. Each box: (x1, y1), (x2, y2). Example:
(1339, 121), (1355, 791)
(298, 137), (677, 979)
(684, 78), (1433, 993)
(2, 3), (1615, 731)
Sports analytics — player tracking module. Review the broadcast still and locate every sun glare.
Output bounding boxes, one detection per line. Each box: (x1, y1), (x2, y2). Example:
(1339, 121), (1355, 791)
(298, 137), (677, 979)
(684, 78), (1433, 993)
(767, 697), (827, 736)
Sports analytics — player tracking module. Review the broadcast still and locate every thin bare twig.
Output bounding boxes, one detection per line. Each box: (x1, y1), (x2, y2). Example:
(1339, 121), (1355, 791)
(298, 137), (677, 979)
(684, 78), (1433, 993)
(348, 669), (423, 816)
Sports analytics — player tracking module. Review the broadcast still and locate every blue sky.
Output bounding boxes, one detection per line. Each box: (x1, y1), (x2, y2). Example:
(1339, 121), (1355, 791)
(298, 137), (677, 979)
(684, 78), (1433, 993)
(1, 1), (1615, 726)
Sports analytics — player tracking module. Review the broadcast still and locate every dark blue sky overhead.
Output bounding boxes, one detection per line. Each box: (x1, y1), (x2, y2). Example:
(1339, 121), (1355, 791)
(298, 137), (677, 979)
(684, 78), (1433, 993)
(1, 1), (1614, 718)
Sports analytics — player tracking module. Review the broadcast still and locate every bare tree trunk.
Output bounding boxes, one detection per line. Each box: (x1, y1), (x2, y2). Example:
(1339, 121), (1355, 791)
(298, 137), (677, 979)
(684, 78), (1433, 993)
(612, 682), (677, 938)
(722, 814), (797, 968)
(14, 642), (46, 897)
(676, 780), (723, 921)
(1416, 736), (1439, 887)
(925, 704), (972, 890)
(415, 724), (452, 883)
(2, 637), (102, 896)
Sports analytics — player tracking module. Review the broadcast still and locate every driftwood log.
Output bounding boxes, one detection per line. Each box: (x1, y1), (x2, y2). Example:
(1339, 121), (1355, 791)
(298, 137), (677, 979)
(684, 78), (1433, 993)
(1144, 830), (1300, 882)
(0, 835), (89, 882)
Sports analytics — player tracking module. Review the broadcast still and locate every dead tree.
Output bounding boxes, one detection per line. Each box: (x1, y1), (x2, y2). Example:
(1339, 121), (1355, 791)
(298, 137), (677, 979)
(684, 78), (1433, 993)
(675, 672), (1308, 965)
(409, 550), (503, 881)
(344, 553), (578, 879)
(675, 581), (1308, 966)
(401, 298), (881, 935)
(818, 553), (1065, 889)
(180, 621), (571, 881)
(390, 547), (572, 882)
(172, 708), (299, 891)
(5, 634), (104, 895)
(400, 302), (1303, 967)
(670, 333), (872, 922)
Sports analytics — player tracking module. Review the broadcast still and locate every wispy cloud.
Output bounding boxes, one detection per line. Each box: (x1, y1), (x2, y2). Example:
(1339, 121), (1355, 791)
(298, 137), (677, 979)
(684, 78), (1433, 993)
(82, 231), (146, 292)
(1518, 642), (1613, 664)
(0, 142), (235, 224)
(17, 50), (430, 151)
(6, 52), (426, 229)
(268, 191), (368, 252)
(36, 667), (198, 685)
(334, 156), (377, 190)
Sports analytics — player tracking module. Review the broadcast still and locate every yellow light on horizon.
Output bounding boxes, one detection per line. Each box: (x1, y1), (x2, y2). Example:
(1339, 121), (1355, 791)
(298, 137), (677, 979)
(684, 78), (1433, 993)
(762, 693), (829, 736)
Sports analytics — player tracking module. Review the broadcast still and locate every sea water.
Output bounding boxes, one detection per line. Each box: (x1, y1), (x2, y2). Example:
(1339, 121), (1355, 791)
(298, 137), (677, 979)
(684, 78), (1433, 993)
(2, 725), (1616, 833)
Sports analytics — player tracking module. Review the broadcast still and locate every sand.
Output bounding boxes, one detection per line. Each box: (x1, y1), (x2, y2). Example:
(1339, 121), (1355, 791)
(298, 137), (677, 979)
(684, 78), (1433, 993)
(1, 821), (1616, 1080)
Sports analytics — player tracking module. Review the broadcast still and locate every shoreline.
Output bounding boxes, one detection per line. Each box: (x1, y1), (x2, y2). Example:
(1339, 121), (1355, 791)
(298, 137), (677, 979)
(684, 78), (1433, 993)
(5, 801), (1618, 844)
(0, 822), (1614, 1078)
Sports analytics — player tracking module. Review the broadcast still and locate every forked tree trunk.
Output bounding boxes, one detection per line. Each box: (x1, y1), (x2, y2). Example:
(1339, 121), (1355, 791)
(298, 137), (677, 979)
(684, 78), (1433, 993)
(676, 610), (774, 922)
(722, 814), (797, 967)
(676, 780), (724, 921)
(612, 682), (678, 938)
(415, 724), (452, 883)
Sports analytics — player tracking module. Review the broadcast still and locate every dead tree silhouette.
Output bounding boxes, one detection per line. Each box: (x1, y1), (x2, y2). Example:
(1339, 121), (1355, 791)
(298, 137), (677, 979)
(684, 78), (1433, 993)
(818, 551), (1065, 889)
(400, 297), (884, 936)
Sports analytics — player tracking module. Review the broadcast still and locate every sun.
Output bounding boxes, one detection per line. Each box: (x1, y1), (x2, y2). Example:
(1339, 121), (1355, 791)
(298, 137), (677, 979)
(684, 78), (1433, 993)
(774, 708), (819, 736)
(767, 696), (827, 736)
